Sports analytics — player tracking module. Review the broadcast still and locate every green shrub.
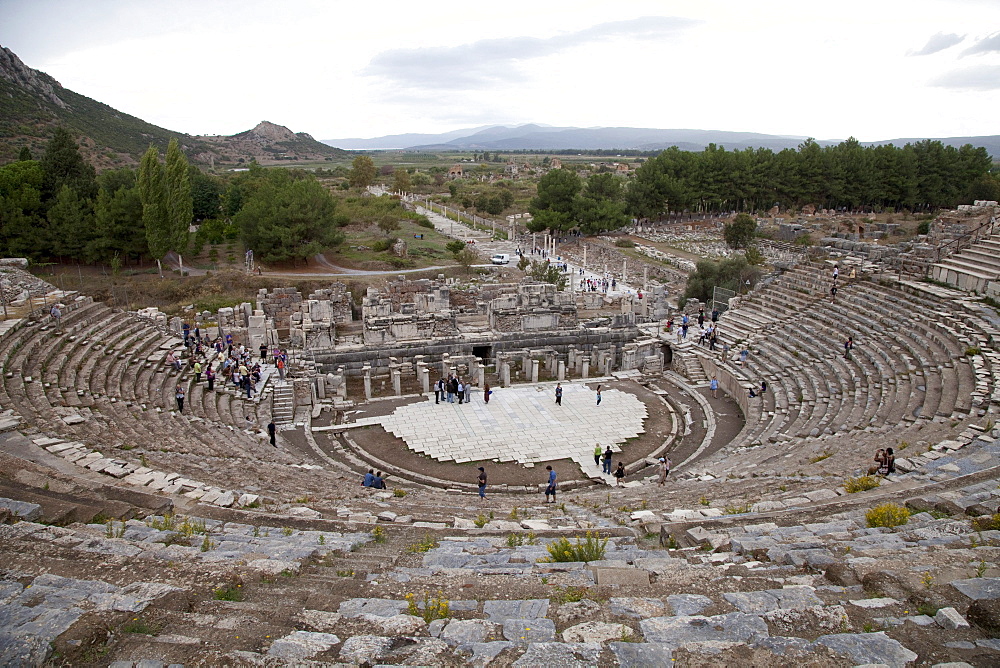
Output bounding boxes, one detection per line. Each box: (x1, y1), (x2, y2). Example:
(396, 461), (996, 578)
(393, 488), (407, 498)
(415, 216), (434, 229)
(866, 502), (910, 528)
(541, 531), (607, 563)
(407, 534), (437, 553)
(405, 590), (450, 622)
(213, 585), (243, 601)
(844, 475), (881, 493)
(372, 238), (394, 252)
(972, 513), (1000, 531)
(615, 239), (635, 248)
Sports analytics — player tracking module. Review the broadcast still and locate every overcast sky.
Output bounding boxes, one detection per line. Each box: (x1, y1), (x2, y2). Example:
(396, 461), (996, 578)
(2, 0), (999, 142)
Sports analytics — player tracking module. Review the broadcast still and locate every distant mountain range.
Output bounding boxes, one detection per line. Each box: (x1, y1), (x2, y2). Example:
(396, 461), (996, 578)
(323, 124), (1000, 157)
(0, 44), (347, 167)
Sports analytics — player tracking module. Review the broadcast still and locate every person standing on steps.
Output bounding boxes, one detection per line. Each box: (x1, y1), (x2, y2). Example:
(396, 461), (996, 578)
(175, 385), (185, 413)
(596, 385), (602, 406)
(544, 465), (557, 503)
(268, 419), (276, 447)
(206, 363), (215, 391)
(844, 335), (854, 360)
(658, 457), (670, 485)
(193, 360), (202, 384)
(50, 304), (61, 329)
(594, 443), (603, 467)
(477, 466), (488, 500)
(614, 461), (626, 487)
(555, 383), (563, 406)
(603, 446), (614, 475)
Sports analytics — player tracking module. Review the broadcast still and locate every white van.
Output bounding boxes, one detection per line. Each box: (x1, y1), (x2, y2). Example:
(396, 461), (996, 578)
(491, 253), (510, 265)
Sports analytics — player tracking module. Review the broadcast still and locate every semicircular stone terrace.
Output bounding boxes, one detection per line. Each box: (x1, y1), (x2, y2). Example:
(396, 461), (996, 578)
(352, 383), (647, 469)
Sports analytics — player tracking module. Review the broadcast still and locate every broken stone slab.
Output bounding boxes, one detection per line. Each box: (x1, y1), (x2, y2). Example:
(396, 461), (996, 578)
(338, 635), (392, 665)
(952, 577), (1000, 601)
(667, 594), (713, 617)
(640, 612), (769, 648)
(503, 617), (556, 643)
(358, 613), (426, 636)
(814, 631), (917, 667)
(246, 559), (300, 577)
(935, 607), (970, 629)
(511, 642), (602, 667)
(483, 599), (549, 622)
(609, 597), (667, 619)
(610, 641), (673, 667)
(849, 597), (899, 609)
(0, 497), (42, 522)
(267, 631), (341, 660)
(456, 641), (513, 665)
(62, 414), (87, 424)
(562, 620), (630, 644)
(594, 568), (651, 586)
(338, 598), (408, 618)
(439, 619), (496, 647)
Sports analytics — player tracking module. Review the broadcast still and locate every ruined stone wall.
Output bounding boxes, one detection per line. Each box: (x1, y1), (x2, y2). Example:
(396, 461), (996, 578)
(256, 288), (302, 323)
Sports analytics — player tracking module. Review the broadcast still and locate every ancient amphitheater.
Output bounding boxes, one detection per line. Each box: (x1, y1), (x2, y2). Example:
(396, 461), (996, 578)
(1, 211), (1000, 667)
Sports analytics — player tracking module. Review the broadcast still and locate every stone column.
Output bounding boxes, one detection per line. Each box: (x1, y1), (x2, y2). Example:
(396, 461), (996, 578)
(622, 259), (627, 283)
(568, 346), (577, 369)
(530, 359), (539, 383)
(441, 353), (450, 379)
(473, 357), (483, 384)
(477, 362), (485, 386)
(603, 355), (613, 376)
(557, 360), (566, 381)
(315, 376), (326, 399)
(583, 244), (587, 270)
(500, 362), (511, 387)
(581, 357), (590, 379)
(363, 365), (372, 400)
(391, 368), (401, 396)
(337, 366), (347, 399)
(418, 364), (430, 393)
(643, 267), (648, 291)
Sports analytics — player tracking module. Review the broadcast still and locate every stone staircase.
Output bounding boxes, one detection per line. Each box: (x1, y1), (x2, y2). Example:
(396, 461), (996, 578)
(931, 232), (1000, 294)
(271, 383), (294, 425)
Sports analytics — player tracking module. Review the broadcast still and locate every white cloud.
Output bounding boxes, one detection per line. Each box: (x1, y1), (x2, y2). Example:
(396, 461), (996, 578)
(930, 65), (1000, 90)
(909, 32), (964, 56)
(961, 32), (1000, 56)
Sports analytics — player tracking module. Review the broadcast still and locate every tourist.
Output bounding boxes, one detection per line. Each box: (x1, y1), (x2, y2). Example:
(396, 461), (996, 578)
(457, 380), (464, 405)
(434, 378), (442, 404)
(374, 471), (387, 489)
(446, 376), (455, 403)
(193, 360), (202, 383)
(740, 347), (749, 368)
(881, 447), (896, 475)
(268, 419), (276, 447)
(833, 264), (840, 281)
(194, 326), (200, 343)
(603, 446), (614, 474)
(594, 443), (602, 467)
(483, 382), (492, 404)
(830, 284), (838, 303)
(748, 386), (757, 398)
(760, 380), (768, 394)
(844, 336), (854, 360)
(260, 343), (267, 362)
(698, 308), (705, 328)
(477, 466), (488, 499)
(657, 458), (668, 485)
(614, 462), (626, 487)
(49, 304), (61, 328)
(849, 267), (857, 279)
(596, 385), (602, 406)
(544, 465), (557, 503)
(182, 322), (190, 344)
(871, 448), (886, 475)
(721, 342), (730, 363)
(464, 381), (471, 404)
(245, 415), (254, 431)
(710, 376), (719, 399)
(175, 385), (185, 412)
(276, 356), (285, 382)
(362, 469), (375, 487)
(554, 383), (563, 406)
(711, 307), (720, 323)
(206, 364), (215, 391)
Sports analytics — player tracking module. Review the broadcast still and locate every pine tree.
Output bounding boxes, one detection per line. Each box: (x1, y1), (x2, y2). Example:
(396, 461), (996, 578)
(40, 127), (96, 202)
(165, 138), (192, 253)
(138, 146), (170, 276)
(18, 147), (32, 161)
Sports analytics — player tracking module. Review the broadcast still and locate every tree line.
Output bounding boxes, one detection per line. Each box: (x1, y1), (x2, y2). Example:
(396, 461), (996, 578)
(0, 128), (348, 267)
(527, 138), (997, 234)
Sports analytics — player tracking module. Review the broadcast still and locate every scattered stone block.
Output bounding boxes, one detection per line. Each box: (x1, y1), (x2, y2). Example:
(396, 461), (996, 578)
(952, 577), (1000, 601)
(814, 632), (917, 667)
(504, 617), (556, 643)
(267, 631), (340, 660)
(338, 635), (391, 664)
(562, 620), (630, 644)
(640, 612), (768, 648)
(439, 619), (496, 647)
(935, 607), (970, 629)
(511, 642), (602, 667)
(483, 599), (549, 622)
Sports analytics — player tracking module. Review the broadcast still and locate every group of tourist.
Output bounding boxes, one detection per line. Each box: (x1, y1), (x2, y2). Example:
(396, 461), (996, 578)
(435, 374), (472, 404)
(871, 447), (896, 475)
(362, 469), (388, 489)
(583, 276), (615, 293)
